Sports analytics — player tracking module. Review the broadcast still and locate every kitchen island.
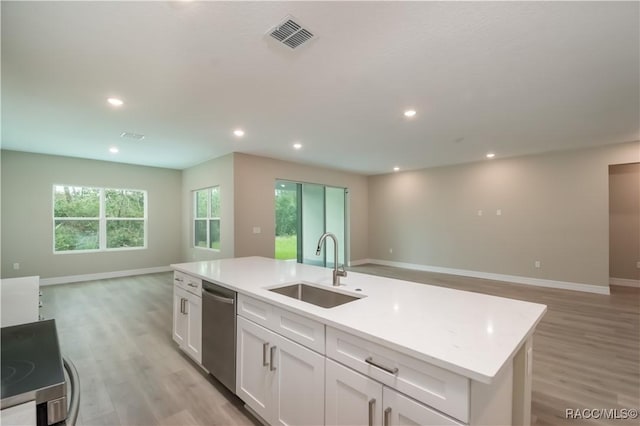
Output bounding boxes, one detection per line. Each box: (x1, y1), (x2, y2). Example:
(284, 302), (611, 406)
(172, 256), (546, 426)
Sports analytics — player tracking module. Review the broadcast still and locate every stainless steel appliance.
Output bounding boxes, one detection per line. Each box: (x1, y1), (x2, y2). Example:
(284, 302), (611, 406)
(201, 281), (237, 393)
(1, 319), (79, 425)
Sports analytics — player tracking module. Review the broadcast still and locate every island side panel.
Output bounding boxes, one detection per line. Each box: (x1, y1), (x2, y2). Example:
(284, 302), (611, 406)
(512, 336), (533, 426)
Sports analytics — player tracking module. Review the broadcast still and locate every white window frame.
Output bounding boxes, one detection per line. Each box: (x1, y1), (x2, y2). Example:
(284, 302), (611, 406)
(193, 186), (221, 251)
(52, 185), (148, 254)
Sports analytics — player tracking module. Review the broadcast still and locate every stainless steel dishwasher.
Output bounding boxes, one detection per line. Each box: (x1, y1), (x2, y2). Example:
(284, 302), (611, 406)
(201, 280), (237, 393)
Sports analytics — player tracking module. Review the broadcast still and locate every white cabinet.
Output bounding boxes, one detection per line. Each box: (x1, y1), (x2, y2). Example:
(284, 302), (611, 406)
(326, 359), (462, 426)
(172, 273), (202, 363)
(237, 316), (325, 426)
(326, 326), (469, 423)
(1, 276), (39, 327)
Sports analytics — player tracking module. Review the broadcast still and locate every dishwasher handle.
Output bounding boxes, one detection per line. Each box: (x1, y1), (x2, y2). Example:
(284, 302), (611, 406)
(202, 288), (235, 305)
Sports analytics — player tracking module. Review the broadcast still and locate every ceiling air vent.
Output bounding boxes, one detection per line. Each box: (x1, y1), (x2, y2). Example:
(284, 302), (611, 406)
(268, 16), (315, 49)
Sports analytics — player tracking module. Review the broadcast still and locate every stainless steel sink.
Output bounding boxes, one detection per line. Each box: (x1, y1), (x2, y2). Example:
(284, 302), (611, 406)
(269, 283), (362, 308)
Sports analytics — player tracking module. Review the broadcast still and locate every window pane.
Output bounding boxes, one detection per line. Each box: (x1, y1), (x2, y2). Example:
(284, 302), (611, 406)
(53, 186), (99, 217)
(106, 220), (145, 248)
(194, 219), (207, 247)
(105, 189), (144, 218)
(209, 219), (220, 249)
(210, 187), (221, 218)
(54, 220), (99, 251)
(195, 190), (208, 218)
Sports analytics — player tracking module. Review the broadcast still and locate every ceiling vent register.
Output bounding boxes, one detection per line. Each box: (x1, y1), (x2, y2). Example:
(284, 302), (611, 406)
(120, 132), (145, 141)
(268, 16), (315, 49)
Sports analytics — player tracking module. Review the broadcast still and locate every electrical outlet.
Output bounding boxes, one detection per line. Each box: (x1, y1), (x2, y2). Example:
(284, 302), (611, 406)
(477, 210), (483, 216)
(13, 263), (20, 270)
(389, 248), (393, 254)
(496, 209), (502, 216)
(534, 260), (541, 268)
(253, 227), (261, 234)
(636, 261), (640, 269)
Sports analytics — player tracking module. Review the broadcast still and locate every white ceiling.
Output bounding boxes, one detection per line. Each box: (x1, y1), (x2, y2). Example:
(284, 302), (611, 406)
(2, 1), (638, 175)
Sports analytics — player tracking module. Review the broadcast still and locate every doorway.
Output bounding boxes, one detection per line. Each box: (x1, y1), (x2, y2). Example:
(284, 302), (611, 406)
(274, 180), (347, 267)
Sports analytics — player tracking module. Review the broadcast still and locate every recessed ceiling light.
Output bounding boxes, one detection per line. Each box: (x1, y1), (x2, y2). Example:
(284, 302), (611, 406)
(107, 97), (124, 107)
(486, 153), (495, 159)
(393, 166), (400, 172)
(403, 109), (416, 118)
(109, 147), (119, 154)
(293, 143), (302, 150)
(233, 129), (245, 137)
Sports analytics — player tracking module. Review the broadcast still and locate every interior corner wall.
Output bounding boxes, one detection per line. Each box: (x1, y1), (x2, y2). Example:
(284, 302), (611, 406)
(609, 162), (640, 281)
(180, 153), (234, 262)
(0, 150), (182, 279)
(367, 141), (640, 288)
(232, 153), (369, 262)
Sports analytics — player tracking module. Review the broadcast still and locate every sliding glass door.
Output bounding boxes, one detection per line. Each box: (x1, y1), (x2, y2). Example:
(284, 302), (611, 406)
(275, 180), (347, 267)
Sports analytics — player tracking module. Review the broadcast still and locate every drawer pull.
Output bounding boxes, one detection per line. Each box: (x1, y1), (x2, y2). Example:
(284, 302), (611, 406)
(263, 342), (269, 367)
(384, 407), (392, 426)
(365, 357), (399, 375)
(174, 277), (184, 282)
(368, 398), (376, 426)
(187, 282), (198, 288)
(270, 346), (277, 371)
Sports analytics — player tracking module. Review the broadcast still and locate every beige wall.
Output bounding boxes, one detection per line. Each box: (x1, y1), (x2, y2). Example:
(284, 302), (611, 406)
(180, 153), (235, 262)
(609, 162), (640, 280)
(1, 150), (182, 279)
(367, 142), (640, 288)
(232, 153), (369, 262)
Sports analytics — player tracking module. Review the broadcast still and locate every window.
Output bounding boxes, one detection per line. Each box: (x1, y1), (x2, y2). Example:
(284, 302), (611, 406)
(53, 185), (147, 253)
(194, 186), (220, 250)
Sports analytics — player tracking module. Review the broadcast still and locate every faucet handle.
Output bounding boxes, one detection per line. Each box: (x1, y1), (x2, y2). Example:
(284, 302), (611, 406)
(337, 264), (347, 277)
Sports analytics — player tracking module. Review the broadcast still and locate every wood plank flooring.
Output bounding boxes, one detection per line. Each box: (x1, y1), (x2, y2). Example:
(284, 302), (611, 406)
(41, 273), (259, 426)
(41, 266), (639, 425)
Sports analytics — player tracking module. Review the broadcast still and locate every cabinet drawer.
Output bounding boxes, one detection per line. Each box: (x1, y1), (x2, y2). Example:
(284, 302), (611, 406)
(238, 294), (325, 354)
(326, 327), (470, 423)
(174, 271), (201, 296)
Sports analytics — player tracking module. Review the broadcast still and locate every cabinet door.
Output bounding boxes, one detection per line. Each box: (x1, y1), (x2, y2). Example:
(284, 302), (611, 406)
(237, 316), (275, 423)
(185, 292), (202, 363)
(173, 288), (187, 347)
(271, 333), (325, 426)
(383, 388), (462, 426)
(326, 359), (383, 426)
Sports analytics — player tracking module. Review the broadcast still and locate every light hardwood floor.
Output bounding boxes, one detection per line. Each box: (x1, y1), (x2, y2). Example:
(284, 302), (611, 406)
(41, 266), (639, 426)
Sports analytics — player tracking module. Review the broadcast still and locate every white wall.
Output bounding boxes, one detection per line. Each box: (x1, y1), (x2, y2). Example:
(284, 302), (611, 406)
(1, 150), (182, 279)
(367, 142), (640, 289)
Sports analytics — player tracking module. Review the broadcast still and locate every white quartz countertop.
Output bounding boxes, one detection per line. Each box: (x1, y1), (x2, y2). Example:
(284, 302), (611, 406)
(171, 257), (546, 384)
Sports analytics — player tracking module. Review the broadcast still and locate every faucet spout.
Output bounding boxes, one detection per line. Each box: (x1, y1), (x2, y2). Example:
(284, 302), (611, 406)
(315, 232), (347, 286)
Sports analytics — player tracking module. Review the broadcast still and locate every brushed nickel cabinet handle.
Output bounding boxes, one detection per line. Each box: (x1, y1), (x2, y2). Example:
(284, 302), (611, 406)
(187, 282), (198, 288)
(368, 398), (376, 426)
(384, 407), (392, 426)
(174, 277), (184, 282)
(365, 357), (399, 375)
(263, 342), (269, 367)
(270, 346), (277, 371)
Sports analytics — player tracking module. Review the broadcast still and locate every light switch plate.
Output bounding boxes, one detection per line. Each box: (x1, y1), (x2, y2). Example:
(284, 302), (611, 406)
(253, 227), (261, 234)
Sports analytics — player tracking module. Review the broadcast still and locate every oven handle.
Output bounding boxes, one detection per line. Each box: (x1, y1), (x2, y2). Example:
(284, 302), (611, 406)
(63, 355), (80, 426)
(202, 289), (235, 305)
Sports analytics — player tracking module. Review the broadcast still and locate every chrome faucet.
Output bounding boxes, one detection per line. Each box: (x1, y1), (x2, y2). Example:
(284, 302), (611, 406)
(316, 232), (347, 286)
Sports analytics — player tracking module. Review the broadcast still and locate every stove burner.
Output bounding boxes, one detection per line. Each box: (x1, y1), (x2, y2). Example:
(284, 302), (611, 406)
(1, 360), (36, 388)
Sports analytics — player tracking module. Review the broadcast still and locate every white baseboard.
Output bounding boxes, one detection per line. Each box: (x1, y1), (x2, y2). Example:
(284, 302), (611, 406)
(349, 258), (370, 267)
(359, 259), (610, 295)
(610, 277), (640, 288)
(40, 266), (172, 286)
